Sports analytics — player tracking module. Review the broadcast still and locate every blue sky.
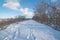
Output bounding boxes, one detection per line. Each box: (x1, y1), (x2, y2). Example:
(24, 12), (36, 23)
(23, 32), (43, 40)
(0, 0), (59, 18)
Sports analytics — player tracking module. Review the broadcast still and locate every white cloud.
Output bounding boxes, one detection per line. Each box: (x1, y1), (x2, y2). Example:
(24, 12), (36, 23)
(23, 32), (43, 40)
(3, 0), (34, 18)
(3, 0), (20, 10)
(51, 0), (57, 2)
(20, 8), (34, 18)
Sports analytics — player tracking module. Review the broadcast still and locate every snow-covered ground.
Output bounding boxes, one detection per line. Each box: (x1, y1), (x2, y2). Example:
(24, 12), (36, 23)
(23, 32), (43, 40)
(0, 20), (60, 40)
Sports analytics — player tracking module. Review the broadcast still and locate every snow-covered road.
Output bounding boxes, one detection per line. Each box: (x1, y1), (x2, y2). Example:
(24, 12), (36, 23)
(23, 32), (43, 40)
(0, 20), (60, 40)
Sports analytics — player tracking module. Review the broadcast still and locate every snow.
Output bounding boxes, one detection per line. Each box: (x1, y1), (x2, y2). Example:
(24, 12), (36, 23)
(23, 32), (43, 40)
(0, 20), (60, 40)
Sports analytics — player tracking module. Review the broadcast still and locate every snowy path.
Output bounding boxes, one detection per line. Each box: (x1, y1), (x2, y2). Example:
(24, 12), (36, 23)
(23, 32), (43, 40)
(0, 20), (60, 40)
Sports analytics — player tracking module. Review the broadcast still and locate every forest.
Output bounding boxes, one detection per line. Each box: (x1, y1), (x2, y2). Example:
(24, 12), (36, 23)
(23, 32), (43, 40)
(32, 2), (60, 31)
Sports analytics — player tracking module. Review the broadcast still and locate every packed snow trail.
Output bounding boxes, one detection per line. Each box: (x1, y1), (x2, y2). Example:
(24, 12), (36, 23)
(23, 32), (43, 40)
(0, 20), (60, 40)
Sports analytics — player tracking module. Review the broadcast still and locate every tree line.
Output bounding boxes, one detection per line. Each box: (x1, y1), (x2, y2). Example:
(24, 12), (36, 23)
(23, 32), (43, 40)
(0, 16), (27, 30)
(32, 2), (60, 31)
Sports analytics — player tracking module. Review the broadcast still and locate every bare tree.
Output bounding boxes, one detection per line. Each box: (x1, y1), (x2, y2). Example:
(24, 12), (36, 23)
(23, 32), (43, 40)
(33, 2), (60, 31)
